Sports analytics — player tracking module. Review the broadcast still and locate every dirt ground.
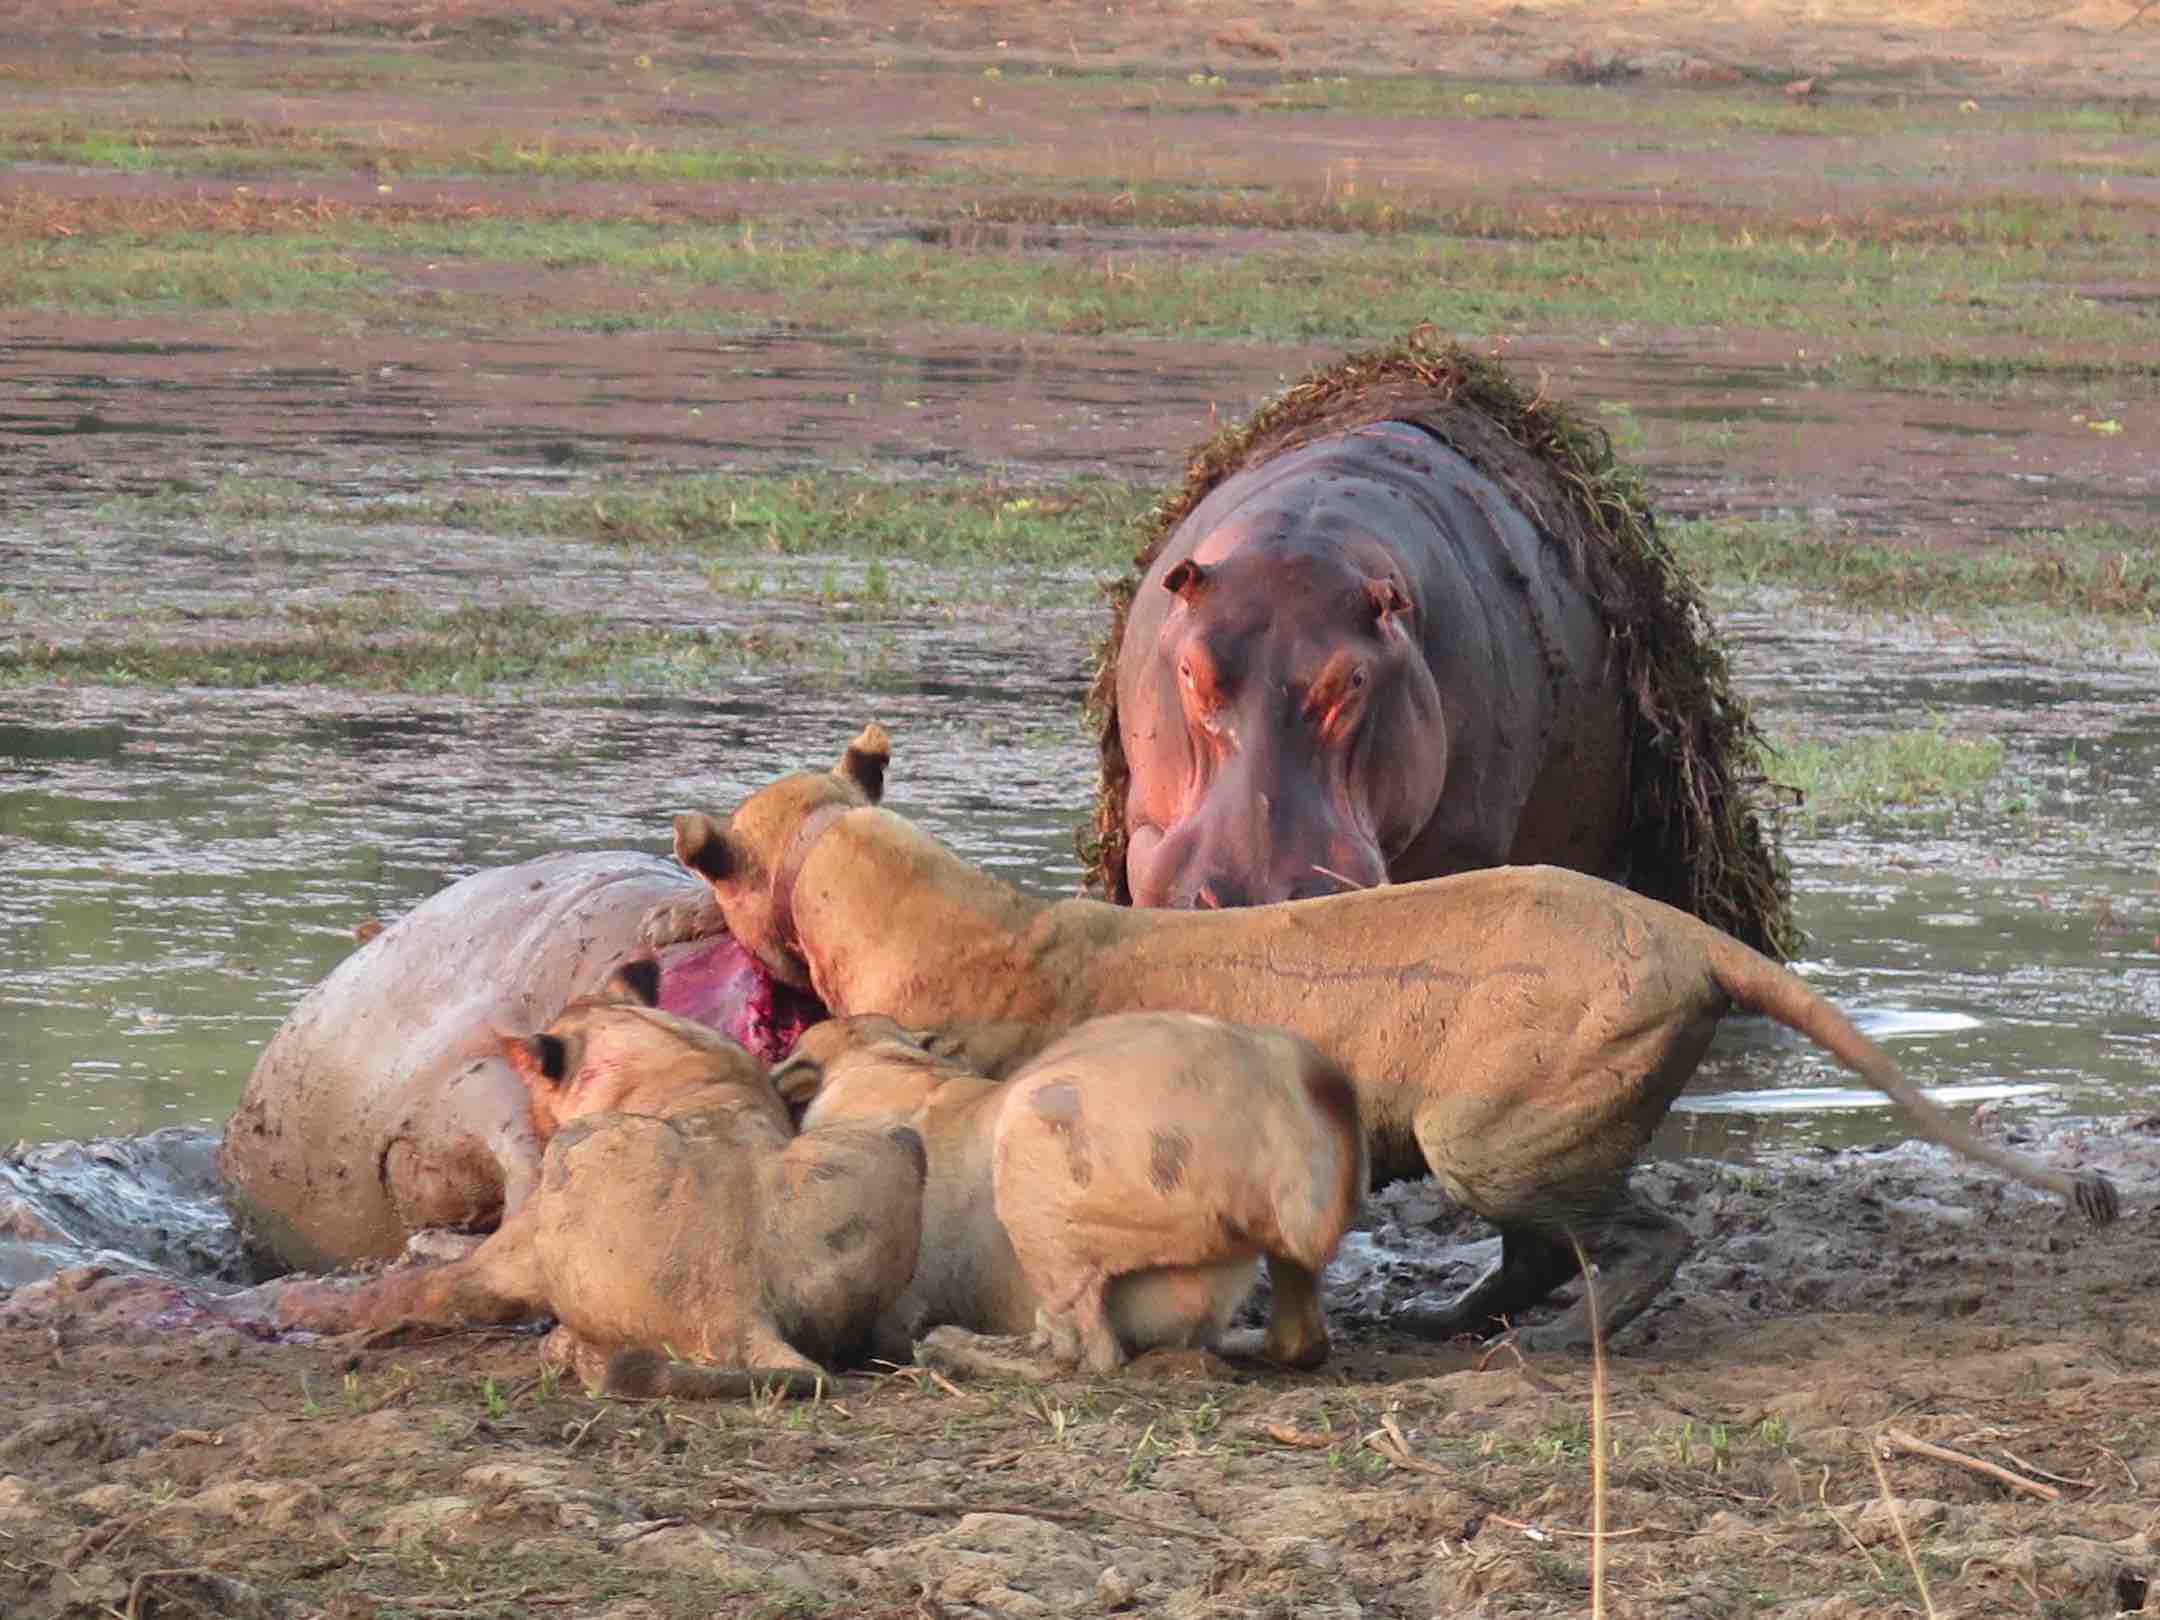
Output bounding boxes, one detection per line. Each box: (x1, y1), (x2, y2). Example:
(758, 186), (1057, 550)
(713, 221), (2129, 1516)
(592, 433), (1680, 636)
(5, 2), (2159, 1615)
(1, 1125), (2153, 1619)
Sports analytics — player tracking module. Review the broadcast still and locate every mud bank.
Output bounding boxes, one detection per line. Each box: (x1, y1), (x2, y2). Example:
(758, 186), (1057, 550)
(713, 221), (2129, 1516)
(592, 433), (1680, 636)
(0, 1118), (2151, 1619)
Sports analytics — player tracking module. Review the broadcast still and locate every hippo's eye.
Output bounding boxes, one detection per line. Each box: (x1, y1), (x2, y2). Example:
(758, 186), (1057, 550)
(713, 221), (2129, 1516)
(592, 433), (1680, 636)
(1349, 668), (1367, 690)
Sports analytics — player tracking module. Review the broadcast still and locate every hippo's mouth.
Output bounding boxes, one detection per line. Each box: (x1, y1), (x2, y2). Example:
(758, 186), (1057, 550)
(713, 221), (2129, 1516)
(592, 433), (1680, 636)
(648, 930), (828, 1064)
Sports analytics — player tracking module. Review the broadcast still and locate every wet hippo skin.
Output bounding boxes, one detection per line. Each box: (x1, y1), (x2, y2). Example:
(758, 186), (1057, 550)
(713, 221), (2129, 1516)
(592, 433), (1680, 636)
(219, 850), (821, 1273)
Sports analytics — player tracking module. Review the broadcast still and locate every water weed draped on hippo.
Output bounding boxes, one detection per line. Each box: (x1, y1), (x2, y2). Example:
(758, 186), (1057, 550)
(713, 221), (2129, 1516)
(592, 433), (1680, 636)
(219, 850), (823, 1273)
(1091, 333), (1793, 958)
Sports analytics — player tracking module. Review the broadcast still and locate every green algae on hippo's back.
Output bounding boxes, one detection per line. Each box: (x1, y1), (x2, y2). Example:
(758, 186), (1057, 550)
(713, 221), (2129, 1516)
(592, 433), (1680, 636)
(1087, 328), (1794, 961)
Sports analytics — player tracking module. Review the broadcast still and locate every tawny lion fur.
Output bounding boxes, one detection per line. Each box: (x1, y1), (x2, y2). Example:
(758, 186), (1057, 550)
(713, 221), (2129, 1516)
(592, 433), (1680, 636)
(780, 1011), (1366, 1374)
(277, 974), (925, 1398)
(660, 724), (2119, 1347)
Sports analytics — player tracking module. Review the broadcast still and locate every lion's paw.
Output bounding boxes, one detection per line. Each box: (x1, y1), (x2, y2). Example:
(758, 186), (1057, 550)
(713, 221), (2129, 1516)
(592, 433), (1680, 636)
(639, 891), (724, 950)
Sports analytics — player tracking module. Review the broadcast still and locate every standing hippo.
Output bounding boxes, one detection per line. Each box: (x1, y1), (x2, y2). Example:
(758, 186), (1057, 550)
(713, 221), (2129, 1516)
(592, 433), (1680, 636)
(219, 851), (822, 1274)
(1091, 336), (1792, 956)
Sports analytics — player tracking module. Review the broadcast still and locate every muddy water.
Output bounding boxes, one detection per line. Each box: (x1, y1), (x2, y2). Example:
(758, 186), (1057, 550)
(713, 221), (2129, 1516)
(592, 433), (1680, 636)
(11, 330), (2158, 548)
(3, 561), (2156, 1282)
(5, 582), (2155, 1147)
(1654, 602), (2160, 1159)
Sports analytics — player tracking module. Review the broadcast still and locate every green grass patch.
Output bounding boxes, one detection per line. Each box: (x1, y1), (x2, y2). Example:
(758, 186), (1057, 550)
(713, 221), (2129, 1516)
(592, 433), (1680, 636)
(934, 182), (2142, 250)
(1828, 350), (2160, 394)
(1670, 517), (2160, 617)
(0, 599), (855, 693)
(0, 231), (389, 311)
(456, 137), (906, 184)
(0, 117), (905, 185)
(2053, 152), (2160, 179)
(1105, 72), (2160, 140)
(1768, 723), (2007, 819)
(405, 476), (1145, 566)
(9, 213), (2151, 350)
(95, 472), (1152, 569)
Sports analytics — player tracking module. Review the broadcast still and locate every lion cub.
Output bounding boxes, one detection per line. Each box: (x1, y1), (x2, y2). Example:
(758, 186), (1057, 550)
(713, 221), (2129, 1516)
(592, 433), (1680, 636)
(780, 1010), (1366, 1375)
(276, 966), (925, 1398)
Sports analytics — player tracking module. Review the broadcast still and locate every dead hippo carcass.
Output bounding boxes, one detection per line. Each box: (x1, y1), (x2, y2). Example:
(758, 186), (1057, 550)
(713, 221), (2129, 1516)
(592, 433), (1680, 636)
(219, 850), (823, 1273)
(1091, 334), (1792, 957)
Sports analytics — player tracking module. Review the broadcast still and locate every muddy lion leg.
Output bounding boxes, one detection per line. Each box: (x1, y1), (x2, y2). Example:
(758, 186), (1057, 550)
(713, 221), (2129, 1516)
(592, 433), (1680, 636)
(278, 1206), (549, 1336)
(913, 1325), (1062, 1385)
(1219, 1257), (1332, 1369)
(603, 1347), (843, 1401)
(1258, 1258), (1331, 1369)
(1390, 1226), (1580, 1340)
(1033, 1276), (1125, 1375)
(1510, 1190), (1694, 1352)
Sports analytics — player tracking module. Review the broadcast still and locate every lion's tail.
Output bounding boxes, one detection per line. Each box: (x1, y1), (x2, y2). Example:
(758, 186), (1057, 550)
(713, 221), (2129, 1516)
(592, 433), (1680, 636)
(1701, 928), (2117, 1225)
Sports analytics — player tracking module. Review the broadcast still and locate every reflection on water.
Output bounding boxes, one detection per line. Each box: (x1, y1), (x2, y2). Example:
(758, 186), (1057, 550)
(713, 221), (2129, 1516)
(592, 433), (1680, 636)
(1678, 1081), (2057, 1115)
(2, 592), (2157, 1157)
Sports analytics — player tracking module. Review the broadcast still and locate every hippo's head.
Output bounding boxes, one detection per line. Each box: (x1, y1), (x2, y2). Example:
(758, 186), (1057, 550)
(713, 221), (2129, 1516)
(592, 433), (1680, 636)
(671, 723), (889, 991)
(1122, 530), (1446, 911)
(499, 962), (784, 1145)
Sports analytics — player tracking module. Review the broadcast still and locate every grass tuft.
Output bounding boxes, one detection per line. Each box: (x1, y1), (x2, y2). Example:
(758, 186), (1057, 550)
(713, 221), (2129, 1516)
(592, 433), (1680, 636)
(1770, 724), (2007, 821)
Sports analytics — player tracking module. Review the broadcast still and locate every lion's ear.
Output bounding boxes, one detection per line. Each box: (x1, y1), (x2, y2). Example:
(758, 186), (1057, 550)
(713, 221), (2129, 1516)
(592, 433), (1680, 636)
(605, 958), (662, 1008)
(835, 723), (889, 803)
(500, 1032), (568, 1089)
(673, 812), (740, 882)
(770, 1052), (826, 1107)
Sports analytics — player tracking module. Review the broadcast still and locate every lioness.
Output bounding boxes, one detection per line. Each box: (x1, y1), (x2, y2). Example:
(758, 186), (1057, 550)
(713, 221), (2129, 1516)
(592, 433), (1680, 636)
(778, 1011), (1366, 1374)
(276, 967), (926, 1397)
(655, 724), (2119, 1349)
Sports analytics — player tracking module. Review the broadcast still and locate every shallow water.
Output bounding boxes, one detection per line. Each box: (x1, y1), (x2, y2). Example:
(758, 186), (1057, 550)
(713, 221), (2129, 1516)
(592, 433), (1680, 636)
(4, 575), (2155, 1156)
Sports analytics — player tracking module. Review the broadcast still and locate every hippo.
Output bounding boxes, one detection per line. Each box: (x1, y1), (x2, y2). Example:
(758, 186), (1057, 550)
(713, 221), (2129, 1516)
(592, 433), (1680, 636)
(1091, 337), (1792, 957)
(1112, 419), (1627, 908)
(218, 850), (822, 1274)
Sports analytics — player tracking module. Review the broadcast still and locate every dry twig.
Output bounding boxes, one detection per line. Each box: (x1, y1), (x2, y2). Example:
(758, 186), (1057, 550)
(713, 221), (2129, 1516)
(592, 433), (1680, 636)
(1868, 1443), (1942, 1620)
(1577, 1234), (1609, 1620)
(1486, 1513), (1650, 1541)
(1818, 1466), (1883, 1580)
(124, 1568), (220, 1620)
(1999, 1448), (2096, 1492)
(711, 1494), (1229, 1544)
(1880, 1428), (2062, 1502)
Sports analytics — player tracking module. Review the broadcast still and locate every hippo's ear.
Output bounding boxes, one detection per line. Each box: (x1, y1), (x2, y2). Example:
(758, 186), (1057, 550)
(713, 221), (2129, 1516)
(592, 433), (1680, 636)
(1161, 559), (1209, 603)
(834, 723), (889, 803)
(673, 812), (740, 883)
(1366, 578), (1413, 626)
(501, 1032), (569, 1089)
(605, 957), (663, 1008)
(770, 1051), (826, 1107)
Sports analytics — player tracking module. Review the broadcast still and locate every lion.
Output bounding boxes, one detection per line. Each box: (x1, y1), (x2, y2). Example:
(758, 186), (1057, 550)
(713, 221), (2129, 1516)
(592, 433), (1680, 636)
(777, 1011), (1365, 1375)
(276, 965), (925, 1397)
(651, 724), (2118, 1349)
